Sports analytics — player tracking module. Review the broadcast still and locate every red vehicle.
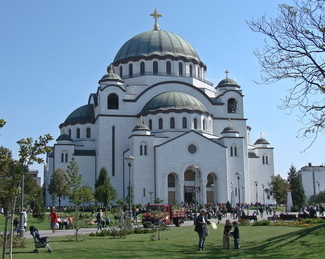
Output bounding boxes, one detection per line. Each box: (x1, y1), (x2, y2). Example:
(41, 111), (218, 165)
(142, 204), (187, 227)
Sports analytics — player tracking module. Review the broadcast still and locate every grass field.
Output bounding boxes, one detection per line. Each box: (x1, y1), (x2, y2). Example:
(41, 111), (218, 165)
(3, 223), (325, 258)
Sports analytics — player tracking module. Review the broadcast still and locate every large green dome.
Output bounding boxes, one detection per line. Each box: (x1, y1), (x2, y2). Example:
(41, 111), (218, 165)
(60, 104), (95, 127)
(113, 30), (201, 65)
(141, 91), (208, 115)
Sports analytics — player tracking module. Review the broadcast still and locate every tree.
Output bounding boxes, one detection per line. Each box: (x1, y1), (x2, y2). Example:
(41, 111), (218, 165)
(0, 119), (6, 129)
(0, 134), (52, 259)
(23, 172), (43, 211)
(247, 0), (325, 146)
(48, 168), (69, 208)
(66, 157), (83, 240)
(95, 167), (117, 217)
(287, 165), (307, 206)
(269, 174), (288, 204)
(79, 185), (94, 212)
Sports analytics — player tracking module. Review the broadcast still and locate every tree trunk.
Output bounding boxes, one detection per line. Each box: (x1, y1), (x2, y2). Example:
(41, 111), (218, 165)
(75, 205), (79, 241)
(2, 210), (8, 259)
(9, 195), (17, 259)
(59, 196), (61, 209)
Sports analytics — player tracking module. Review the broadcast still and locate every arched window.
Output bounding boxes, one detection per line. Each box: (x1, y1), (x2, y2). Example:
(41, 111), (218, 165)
(166, 61), (171, 74)
(140, 62), (145, 75)
(182, 117), (187, 128)
(179, 63), (183, 76)
(198, 66), (201, 79)
(149, 119), (152, 130)
(68, 129), (71, 137)
(203, 119), (206, 130)
(119, 66), (123, 77)
(170, 117), (175, 129)
(194, 118), (198, 129)
(140, 143), (148, 156)
(86, 128), (91, 138)
(159, 118), (163, 129)
(230, 145), (238, 157)
(206, 174), (215, 187)
(168, 174), (176, 187)
(228, 98), (237, 113)
(153, 61), (158, 75)
(263, 155), (269, 164)
(76, 128), (80, 138)
(129, 63), (133, 77)
(61, 153), (64, 162)
(107, 93), (119, 109)
(189, 65), (193, 77)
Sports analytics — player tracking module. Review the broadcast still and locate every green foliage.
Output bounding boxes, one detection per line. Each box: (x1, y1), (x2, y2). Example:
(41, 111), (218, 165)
(95, 167), (116, 211)
(253, 219), (271, 226)
(287, 165), (307, 206)
(154, 198), (163, 204)
(0, 234), (27, 248)
(48, 168), (69, 207)
(269, 174), (288, 204)
(309, 191), (325, 205)
(0, 119), (6, 129)
(67, 158), (82, 207)
(80, 185), (94, 206)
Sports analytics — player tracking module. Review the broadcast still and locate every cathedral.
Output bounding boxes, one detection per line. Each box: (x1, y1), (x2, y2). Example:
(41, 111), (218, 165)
(45, 10), (275, 207)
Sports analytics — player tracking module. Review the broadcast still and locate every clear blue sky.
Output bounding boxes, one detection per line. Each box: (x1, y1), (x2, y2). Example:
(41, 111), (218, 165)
(1, 0), (324, 183)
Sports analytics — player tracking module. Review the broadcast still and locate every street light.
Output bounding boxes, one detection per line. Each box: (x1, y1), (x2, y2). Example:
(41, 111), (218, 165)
(149, 191), (153, 204)
(235, 172), (242, 207)
(193, 165), (199, 223)
(125, 155), (134, 220)
(17, 138), (28, 238)
(262, 184), (265, 205)
(254, 181), (258, 214)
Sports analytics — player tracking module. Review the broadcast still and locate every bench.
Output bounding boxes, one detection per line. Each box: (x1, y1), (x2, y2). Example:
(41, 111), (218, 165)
(239, 215), (257, 221)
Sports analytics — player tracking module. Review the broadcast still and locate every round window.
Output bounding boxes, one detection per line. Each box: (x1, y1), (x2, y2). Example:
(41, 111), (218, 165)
(188, 144), (197, 154)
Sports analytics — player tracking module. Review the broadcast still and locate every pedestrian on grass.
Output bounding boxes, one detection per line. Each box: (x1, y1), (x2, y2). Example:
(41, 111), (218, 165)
(50, 208), (58, 235)
(223, 219), (232, 249)
(230, 221), (240, 249)
(97, 209), (103, 231)
(194, 208), (211, 251)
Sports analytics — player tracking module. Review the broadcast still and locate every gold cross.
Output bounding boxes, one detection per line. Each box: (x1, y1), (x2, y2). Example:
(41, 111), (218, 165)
(150, 9), (162, 30)
(228, 118), (231, 127)
(260, 132), (263, 138)
(109, 64), (114, 74)
(225, 70), (229, 79)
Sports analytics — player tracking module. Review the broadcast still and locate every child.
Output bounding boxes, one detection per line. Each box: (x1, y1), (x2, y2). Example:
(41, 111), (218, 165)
(223, 219), (232, 249)
(231, 221), (240, 249)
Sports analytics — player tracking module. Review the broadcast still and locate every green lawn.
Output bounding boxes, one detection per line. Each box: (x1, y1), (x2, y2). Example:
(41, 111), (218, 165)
(4, 223), (325, 258)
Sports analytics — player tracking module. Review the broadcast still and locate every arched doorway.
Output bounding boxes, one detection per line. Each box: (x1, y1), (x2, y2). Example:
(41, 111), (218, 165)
(168, 173), (177, 204)
(184, 167), (200, 204)
(206, 173), (216, 204)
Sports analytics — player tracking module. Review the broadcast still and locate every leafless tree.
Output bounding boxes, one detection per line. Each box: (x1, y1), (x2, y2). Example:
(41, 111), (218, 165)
(247, 0), (325, 148)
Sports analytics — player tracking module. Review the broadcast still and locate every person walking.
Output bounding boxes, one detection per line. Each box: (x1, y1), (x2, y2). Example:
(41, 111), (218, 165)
(223, 219), (232, 249)
(50, 208), (58, 235)
(194, 209), (211, 251)
(97, 209), (103, 231)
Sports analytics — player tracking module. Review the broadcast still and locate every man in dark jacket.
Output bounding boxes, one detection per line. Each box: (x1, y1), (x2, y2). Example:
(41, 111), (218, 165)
(194, 209), (211, 251)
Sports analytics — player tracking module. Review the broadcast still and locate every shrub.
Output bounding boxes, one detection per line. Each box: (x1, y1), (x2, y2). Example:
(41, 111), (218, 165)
(253, 220), (271, 226)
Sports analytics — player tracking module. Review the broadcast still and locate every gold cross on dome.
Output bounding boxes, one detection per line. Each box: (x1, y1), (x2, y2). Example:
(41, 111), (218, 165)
(260, 132), (263, 138)
(109, 64), (114, 74)
(225, 70), (229, 79)
(150, 9), (162, 30)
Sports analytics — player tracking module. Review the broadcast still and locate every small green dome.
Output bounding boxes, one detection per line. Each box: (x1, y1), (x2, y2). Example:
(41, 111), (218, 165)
(98, 66), (124, 84)
(221, 126), (239, 134)
(113, 30), (202, 65)
(56, 134), (72, 141)
(141, 91), (207, 115)
(216, 78), (239, 88)
(61, 104), (95, 127)
(254, 137), (270, 145)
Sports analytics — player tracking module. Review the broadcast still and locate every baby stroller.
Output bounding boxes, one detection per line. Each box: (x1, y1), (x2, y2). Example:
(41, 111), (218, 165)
(29, 225), (52, 253)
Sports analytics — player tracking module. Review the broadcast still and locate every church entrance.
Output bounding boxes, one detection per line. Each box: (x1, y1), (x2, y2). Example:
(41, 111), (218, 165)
(184, 167), (200, 204)
(184, 186), (194, 203)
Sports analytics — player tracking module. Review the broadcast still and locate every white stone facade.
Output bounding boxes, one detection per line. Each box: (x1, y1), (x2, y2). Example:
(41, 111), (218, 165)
(44, 24), (275, 207)
(300, 164), (325, 200)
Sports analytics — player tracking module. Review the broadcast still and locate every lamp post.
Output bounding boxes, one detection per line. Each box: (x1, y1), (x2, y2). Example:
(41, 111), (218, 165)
(317, 180), (321, 212)
(235, 172), (242, 207)
(125, 155), (134, 220)
(262, 184), (265, 205)
(254, 181), (258, 214)
(193, 165), (199, 223)
(17, 138), (28, 238)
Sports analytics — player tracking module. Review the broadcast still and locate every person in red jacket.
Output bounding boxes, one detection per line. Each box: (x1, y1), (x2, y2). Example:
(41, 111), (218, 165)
(50, 208), (58, 235)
